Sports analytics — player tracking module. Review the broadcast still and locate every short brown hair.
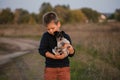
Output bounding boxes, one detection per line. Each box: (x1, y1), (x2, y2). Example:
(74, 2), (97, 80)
(43, 11), (59, 26)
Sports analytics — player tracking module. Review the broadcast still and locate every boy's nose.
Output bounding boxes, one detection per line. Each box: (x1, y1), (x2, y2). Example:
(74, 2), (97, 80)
(49, 30), (53, 33)
(50, 29), (53, 32)
(49, 29), (54, 34)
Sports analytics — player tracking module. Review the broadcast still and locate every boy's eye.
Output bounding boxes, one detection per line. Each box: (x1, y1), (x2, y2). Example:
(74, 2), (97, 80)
(47, 28), (54, 31)
(49, 28), (54, 30)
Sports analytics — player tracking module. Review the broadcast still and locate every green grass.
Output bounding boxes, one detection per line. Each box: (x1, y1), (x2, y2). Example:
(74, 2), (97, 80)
(71, 60), (102, 80)
(70, 44), (120, 80)
(0, 72), (8, 80)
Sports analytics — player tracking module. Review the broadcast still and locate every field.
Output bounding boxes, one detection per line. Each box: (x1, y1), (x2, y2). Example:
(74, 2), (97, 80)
(0, 22), (120, 80)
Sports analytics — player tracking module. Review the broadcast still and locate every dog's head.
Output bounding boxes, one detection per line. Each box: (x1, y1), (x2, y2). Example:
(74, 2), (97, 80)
(54, 31), (70, 47)
(54, 31), (64, 41)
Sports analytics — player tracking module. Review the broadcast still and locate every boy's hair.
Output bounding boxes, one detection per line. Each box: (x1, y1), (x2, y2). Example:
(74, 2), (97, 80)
(43, 11), (59, 26)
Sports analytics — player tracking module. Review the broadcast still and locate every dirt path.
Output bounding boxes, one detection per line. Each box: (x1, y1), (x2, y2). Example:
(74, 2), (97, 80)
(0, 37), (39, 65)
(0, 37), (45, 80)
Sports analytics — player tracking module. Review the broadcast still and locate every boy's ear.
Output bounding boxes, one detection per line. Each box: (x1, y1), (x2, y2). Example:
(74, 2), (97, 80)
(57, 21), (61, 28)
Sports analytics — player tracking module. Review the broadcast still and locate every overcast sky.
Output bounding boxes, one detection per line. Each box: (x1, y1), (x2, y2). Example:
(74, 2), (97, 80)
(0, 0), (120, 13)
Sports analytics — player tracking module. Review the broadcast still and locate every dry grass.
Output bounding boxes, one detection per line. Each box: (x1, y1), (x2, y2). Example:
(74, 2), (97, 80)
(65, 22), (120, 80)
(0, 22), (120, 80)
(0, 24), (45, 39)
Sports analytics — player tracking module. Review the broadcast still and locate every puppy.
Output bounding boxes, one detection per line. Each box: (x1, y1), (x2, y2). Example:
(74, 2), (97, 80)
(52, 31), (70, 56)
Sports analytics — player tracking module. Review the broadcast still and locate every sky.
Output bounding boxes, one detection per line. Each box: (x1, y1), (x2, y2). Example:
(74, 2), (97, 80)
(0, 0), (120, 13)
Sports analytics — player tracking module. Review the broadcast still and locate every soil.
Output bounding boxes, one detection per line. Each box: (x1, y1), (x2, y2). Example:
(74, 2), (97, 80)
(0, 37), (44, 80)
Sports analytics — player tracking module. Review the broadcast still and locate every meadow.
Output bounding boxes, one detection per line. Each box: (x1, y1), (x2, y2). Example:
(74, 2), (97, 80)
(0, 22), (120, 80)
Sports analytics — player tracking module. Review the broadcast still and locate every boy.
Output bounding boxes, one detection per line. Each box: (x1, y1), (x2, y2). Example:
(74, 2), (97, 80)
(38, 11), (75, 80)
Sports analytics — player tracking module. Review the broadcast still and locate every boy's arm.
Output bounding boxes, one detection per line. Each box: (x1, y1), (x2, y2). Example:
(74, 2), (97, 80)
(39, 33), (49, 57)
(65, 34), (75, 57)
(45, 51), (67, 59)
(64, 43), (75, 56)
(45, 51), (56, 59)
(67, 44), (75, 55)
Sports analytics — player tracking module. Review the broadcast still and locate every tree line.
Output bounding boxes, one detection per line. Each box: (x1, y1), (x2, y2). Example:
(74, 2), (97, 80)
(0, 2), (120, 24)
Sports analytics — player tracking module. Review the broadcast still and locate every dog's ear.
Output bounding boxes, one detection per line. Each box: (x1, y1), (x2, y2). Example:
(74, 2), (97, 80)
(59, 31), (64, 38)
(61, 31), (65, 35)
(54, 31), (59, 37)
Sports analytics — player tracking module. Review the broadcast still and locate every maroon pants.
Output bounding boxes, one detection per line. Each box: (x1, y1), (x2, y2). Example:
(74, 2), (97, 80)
(44, 67), (70, 80)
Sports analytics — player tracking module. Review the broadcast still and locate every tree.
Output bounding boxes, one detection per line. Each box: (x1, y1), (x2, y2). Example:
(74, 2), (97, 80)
(14, 8), (30, 24)
(114, 9), (120, 21)
(39, 2), (53, 13)
(68, 10), (87, 23)
(0, 8), (14, 24)
(28, 13), (37, 24)
(38, 2), (53, 23)
(81, 8), (100, 23)
(54, 5), (70, 24)
(108, 13), (115, 19)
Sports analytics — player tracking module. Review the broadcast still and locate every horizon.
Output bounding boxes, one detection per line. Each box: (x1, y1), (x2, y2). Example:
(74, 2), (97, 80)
(0, 0), (120, 13)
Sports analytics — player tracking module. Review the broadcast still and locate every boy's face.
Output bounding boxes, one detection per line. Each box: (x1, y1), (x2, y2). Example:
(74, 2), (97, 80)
(46, 21), (60, 35)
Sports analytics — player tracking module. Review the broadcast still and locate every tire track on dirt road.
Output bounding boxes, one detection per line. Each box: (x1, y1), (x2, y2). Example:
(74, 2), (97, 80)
(0, 37), (39, 65)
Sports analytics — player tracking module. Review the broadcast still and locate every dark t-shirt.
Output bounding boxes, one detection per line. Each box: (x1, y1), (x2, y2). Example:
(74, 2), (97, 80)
(38, 31), (74, 67)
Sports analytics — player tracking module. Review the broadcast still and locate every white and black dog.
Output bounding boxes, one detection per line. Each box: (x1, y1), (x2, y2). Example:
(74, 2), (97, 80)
(52, 31), (70, 56)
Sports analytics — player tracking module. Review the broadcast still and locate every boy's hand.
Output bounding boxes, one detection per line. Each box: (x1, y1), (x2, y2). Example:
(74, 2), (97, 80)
(64, 43), (74, 54)
(54, 53), (67, 59)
